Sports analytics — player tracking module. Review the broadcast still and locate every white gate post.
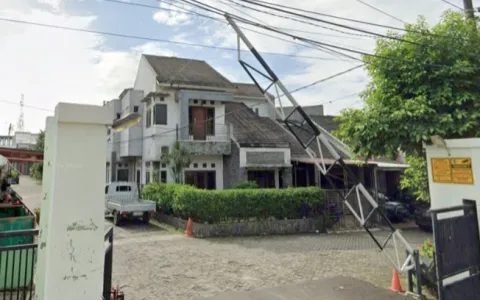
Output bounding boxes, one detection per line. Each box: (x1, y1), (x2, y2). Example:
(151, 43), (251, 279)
(34, 103), (111, 300)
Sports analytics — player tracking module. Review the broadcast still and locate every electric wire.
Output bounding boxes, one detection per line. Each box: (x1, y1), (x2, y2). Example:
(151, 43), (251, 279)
(0, 17), (351, 62)
(229, 0), (417, 43)
(355, 0), (407, 24)
(440, 0), (464, 11)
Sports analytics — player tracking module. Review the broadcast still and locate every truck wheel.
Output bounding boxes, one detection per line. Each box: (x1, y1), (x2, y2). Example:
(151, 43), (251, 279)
(113, 212), (122, 226)
(142, 212), (150, 224)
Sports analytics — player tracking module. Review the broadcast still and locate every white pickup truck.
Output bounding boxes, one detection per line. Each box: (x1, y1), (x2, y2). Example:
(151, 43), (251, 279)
(105, 182), (156, 226)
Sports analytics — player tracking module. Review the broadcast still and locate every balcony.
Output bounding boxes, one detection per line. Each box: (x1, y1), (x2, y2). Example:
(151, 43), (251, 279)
(177, 123), (231, 155)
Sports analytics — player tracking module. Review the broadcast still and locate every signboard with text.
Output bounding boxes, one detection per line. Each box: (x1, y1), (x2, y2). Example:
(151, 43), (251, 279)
(431, 157), (474, 185)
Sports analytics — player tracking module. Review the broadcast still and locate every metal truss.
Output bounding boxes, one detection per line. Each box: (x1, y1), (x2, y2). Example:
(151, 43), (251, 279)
(225, 14), (415, 272)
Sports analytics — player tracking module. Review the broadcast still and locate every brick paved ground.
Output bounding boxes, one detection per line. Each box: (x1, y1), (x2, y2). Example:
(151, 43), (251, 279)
(14, 178), (431, 299)
(111, 219), (431, 300)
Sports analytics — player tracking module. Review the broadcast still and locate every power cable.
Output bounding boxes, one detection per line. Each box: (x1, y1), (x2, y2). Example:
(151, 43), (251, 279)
(243, 0), (412, 33)
(0, 16), (352, 62)
(355, 0), (407, 24)
(440, 0), (464, 10)
(231, 0), (417, 44)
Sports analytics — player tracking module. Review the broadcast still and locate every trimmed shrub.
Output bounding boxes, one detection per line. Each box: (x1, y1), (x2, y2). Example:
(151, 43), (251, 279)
(143, 183), (324, 223)
(231, 181), (259, 189)
(141, 183), (193, 214)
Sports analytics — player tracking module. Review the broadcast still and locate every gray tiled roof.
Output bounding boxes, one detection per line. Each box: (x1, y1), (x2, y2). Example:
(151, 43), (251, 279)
(144, 55), (235, 89)
(225, 103), (348, 161)
(225, 102), (290, 148)
(233, 83), (275, 100)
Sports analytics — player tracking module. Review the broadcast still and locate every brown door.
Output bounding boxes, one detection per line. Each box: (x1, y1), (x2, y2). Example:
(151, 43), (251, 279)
(191, 107), (206, 140)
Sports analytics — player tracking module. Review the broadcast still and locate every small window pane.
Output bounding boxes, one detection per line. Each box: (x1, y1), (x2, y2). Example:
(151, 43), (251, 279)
(154, 104), (167, 125)
(134, 106), (139, 112)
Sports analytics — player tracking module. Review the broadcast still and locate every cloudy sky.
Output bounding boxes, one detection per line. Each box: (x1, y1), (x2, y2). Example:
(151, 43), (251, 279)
(0, 0), (471, 134)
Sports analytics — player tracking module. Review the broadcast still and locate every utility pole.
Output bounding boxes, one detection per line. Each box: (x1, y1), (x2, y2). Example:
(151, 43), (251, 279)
(463, 0), (475, 20)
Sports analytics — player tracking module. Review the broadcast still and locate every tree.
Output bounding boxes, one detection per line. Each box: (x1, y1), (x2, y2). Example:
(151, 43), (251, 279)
(335, 12), (480, 201)
(160, 141), (191, 184)
(34, 131), (45, 152)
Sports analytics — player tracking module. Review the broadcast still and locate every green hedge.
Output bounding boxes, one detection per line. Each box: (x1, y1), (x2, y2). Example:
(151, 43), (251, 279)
(141, 183), (324, 223)
(231, 181), (258, 189)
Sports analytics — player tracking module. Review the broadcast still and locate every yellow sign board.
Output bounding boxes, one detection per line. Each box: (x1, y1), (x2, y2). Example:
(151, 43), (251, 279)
(431, 157), (474, 185)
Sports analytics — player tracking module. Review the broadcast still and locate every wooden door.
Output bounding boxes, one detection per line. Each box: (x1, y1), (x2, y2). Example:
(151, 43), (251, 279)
(191, 107), (207, 140)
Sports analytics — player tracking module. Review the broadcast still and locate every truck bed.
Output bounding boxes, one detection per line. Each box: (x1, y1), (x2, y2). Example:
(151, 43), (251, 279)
(106, 199), (156, 214)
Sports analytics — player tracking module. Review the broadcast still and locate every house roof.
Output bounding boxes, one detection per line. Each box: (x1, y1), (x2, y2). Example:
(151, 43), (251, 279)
(233, 83), (275, 100)
(225, 102), (290, 148)
(143, 55), (235, 89)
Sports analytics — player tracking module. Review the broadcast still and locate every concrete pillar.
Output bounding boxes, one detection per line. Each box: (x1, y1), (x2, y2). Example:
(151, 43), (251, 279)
(35, 116), (56, 298)
(34, 103), (111, 300)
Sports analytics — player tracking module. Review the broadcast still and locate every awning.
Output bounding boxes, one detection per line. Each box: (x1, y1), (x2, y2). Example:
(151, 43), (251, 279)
(292, 156), (409, 169)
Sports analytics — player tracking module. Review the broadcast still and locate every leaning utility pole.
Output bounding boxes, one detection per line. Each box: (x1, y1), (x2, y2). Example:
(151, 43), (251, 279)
(463, 0), (475, 20)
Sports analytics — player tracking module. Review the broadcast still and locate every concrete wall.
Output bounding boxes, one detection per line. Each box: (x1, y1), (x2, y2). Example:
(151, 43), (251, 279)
(235, 96), (275, 119)
(240, 147), (291, 167)
(133, 55), (157, 94)
(156, 214), (325, 238)
(223, 141), (246, 189)
(119, 89), (144, 157)
(425, 138), (480, 232)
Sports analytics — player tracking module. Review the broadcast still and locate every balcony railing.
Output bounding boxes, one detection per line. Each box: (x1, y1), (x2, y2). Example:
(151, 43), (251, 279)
(176, 123), (231, 155)
(178, 123), (231, 142)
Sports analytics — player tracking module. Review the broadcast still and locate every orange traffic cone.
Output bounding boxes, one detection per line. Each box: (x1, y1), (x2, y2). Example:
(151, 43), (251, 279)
(389, 269), (404, 293)
(185, 217), (193, 237)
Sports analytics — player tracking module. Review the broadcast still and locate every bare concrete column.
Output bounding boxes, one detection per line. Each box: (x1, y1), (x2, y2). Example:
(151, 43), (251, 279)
(34, 103), (111, 300)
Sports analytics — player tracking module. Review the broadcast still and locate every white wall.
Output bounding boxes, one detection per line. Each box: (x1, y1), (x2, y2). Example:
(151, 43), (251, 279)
(239, 147), (291, 167)
(425, 138), (480, 232)
(235, 96), (275, 119)
(133, 55), (156, 94)
(184, 155), (224, 189)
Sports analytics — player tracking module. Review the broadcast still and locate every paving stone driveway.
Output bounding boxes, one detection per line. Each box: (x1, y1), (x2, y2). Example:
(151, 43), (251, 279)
(111, 220), (431, 300)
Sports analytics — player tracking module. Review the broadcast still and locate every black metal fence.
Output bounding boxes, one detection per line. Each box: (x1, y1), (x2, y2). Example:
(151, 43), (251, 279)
(0, 229), (38, 300)
(103, 226), (114, 300)
(431, 199), (480, 300)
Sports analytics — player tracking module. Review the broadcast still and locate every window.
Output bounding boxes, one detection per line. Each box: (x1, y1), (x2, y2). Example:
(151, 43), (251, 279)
(160, 171), (167, 183)
(115, 185), (132, 192)
(248, 170), (275, 188)
(116, 113), (121, 119)
(154, 104), (167, 125)
(133, 106), (139, 113)
(136, 170), (141, 187)
(117, 169), (129, 182)
(146, 107), (152, 128)
(206, 107), (214, 135)
(161, 146), (169, 159)
(105, 185), (109, 194)
(185, 171), (216, 189)
(145, 171), (150, 184)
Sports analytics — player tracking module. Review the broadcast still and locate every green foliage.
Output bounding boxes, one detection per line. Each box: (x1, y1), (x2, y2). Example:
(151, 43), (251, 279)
(335, 12), (480, 201)
(141, 182), (182, 213)
(7, 169), (18, 179)
(335, 11), (480, 157)
(231, 181), (259, 189)
(142, 183), (325, 223)
(30, 163), (43, 181)
(34, 208), (40, 224)
(34, 131), (45, 152)
(419, 238), (435, 259)
(400, 154), (430, 202)
(160, 141), (191, 183)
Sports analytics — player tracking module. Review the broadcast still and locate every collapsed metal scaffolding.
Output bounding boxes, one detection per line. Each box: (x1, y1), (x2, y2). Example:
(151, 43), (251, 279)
(225, 13), (415, 272)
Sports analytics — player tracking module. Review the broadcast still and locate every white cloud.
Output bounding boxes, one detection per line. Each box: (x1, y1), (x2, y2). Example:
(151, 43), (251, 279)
(0, 4), (176, 134)
(152, 2), (192, 26)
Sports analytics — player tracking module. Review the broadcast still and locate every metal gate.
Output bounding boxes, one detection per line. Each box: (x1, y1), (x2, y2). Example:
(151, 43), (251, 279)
(431, 199), (480, 300)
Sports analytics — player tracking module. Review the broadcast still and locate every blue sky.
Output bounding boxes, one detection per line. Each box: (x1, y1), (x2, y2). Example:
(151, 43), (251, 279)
(0, 0), (470, 134)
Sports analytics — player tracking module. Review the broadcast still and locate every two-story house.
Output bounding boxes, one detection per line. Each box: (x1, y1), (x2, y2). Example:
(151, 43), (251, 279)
(106, 54), (277, 189)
